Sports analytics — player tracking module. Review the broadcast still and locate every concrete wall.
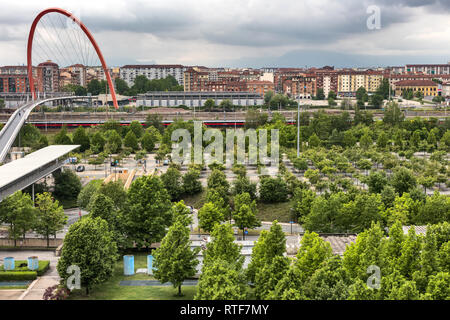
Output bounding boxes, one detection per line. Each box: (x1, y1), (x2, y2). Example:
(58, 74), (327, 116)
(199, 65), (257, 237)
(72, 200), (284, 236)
(0, 238), (63, 248)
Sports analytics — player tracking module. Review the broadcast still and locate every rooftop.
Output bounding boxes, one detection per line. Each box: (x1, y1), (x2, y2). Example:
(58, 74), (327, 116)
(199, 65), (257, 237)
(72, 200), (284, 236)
(402, 225), (427, 235)
(394, 80), (438, 87)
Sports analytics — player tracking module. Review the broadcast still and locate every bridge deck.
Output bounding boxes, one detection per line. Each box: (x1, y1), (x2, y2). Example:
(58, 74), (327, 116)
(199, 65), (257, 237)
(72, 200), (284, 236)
(0, 145), (79, 201)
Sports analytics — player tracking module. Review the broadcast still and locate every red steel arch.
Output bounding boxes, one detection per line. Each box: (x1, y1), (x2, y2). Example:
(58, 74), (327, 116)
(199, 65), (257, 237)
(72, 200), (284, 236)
(27, 8), (119, 109)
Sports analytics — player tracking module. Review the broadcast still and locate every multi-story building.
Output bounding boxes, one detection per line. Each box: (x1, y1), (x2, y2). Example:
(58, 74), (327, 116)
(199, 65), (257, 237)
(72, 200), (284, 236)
(246, 80), (274, 96)
(207, 81), (248, 92)
(273, 68), (305, 92)
(282, 74), (316, 98)
(387, 73), (450, 86)
(0, 74), (28, 93)
(0, 66), (28, 76)
(183, 67), (210, 91)
(393, 80), (439, 97)
(314, 67), (338, 98)
(36, 60), (59, 93)
(337, 70), (383, 96)
(442, 82), (450, 99)
(120, 64), (185, 87)
(405, 63), (450, 75)
(60, 64), (87, 87)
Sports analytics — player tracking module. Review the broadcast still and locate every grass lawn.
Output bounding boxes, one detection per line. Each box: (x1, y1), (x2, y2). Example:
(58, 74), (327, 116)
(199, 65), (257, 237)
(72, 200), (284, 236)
(256, 200), (293, 223)
(68, 253), (197, 300)
(181, 190), (206, 209)
(0, 285), (28, 290)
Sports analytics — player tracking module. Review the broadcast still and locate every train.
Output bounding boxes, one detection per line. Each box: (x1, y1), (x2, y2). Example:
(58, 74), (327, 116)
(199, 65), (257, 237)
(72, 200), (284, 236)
(27, 119), (297, 128)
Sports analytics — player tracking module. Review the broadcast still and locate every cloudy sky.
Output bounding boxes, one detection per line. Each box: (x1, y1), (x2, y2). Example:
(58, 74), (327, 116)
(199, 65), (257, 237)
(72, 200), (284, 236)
(0, 0), (449, 68)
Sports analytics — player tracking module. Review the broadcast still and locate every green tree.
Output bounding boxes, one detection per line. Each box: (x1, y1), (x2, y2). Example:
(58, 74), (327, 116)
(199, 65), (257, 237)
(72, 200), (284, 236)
(359, 132), (372, 149)
(308, 133), (321, 148)
(161, 167), (184, 201)
(72, 126), (90, 152)
(232, 176), (257, 200)
(424, 272), (450, 300)
(247, 221), (286, 284)
(204, 99), (215, 112)
(104, 130), (122, 154)
(383, 103), (404, 126)
(77, 180), (102, 209)
(198, 202), (223, 233)
(369, 94), (384, 108)
(182, 169), (203, 195)
(391, 167), (417, 195)
(232, 193), (260, 239)
(96, 181), (127, 210)
(295, 231), (333, 281)
(195, 260), (247, 300)
(121, 175), (173, 248)
(114, 78), (129, 95)
(88, 193), (116, 225)
(305, 255), (350, 300)
(203, 223), (244, 269)
(264, 90), (274, 104)
(52, 169), (82, 205)
(366, 170), (388, 194)
(258, 176), (288, 203)
(129, 120), (144, 139)
(292, 188), (316, 223)
(343, 222), (385, 281)
(377, 132), (389, 149)
(356, 87), (368, 103)
(220, 99), (233, 112)
(123, 130), (139, 151)
(416, 191), (450, 225)
(57, 217), (118, 295)
(0, 191), (36, 246)
(34, 192), (67, 248)
(90, 131), (105, 153)
(54, 126), (72, 145)
(153, 214), (200, 296)
(141, 131), (155, 152)
(87, 79), (102, 95)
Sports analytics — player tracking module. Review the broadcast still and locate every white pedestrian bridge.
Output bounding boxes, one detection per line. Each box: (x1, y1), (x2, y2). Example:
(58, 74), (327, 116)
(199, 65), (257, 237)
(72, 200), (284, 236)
(0, 145), (80, 202)
(0, 96), (93, 163)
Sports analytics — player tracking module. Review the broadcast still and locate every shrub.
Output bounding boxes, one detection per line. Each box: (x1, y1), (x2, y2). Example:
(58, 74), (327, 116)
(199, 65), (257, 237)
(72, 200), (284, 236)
(0, 271), (37, 281)
(259, 176), (288, 203)
(43, 285), (70, 300)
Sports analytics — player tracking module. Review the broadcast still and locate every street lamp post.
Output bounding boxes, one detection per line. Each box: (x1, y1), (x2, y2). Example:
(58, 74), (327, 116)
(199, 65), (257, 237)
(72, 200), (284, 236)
(297, 99), (300, 157)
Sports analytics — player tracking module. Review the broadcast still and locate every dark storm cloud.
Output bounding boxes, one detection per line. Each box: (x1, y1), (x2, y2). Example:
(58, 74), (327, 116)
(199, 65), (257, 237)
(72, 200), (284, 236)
(0, 0), (448, 66)
(377, 0), (450, 10)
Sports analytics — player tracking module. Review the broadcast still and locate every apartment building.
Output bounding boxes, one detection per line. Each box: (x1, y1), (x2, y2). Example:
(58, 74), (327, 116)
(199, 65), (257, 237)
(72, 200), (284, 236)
(183, 67), (210, 91)
(273, 68), (305, 92)
(246, 80), (274, 96)
(120, 64), (185, 87)
(36, 60), (60, 93)
(337, 70), (383, 96)
(405, 63), (450, 75)
(442, 82), (450, 98)
(282, 75), (316, 98)
(314, 67), (338, 98)
(0, 74), (28, 93)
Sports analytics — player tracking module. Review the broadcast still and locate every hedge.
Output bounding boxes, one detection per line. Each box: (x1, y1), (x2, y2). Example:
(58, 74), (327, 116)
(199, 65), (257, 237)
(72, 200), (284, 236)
(0, 271), (37, 281)
(0, 260), (50, 276)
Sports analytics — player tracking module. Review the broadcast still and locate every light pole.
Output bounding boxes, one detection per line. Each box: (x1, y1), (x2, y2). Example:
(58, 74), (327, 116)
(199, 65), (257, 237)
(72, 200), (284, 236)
(297, 98), (300, 157)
